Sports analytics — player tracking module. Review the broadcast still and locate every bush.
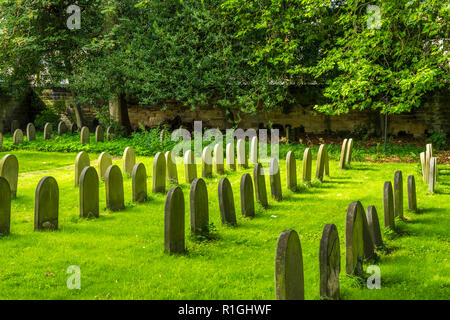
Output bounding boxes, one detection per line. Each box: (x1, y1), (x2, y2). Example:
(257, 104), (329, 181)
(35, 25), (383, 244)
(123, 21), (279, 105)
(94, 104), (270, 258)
(427, 133), (447, 150)
(34, 106), (60, 130)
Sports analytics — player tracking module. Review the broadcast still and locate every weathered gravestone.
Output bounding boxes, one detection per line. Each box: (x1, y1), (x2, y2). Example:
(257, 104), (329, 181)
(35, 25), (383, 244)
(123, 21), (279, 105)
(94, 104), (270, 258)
(164, 186), (185, 254)
(240, 173), (255, 218)
(184, 150), (197, 184)
(152, 152), (166, 193)
(95, 125), (104, 142)
(75, 151), (90, 187)
(201, 146), (212, 179)
(339, 139), (348, 169)
(345, 138), (354, 165)
(213, 144), (224, 175)
(302, 148), (312, 185)
(249, 136), (258, 165)
(323, 147), (330, 177)
(13, 129), (23, 145)
(360, 203), (375, 259)
(0, 177), (11, 235)
(165, 151), (178, 184)
(315, 144), (326, 181)
(0, 154), (19, 198)
(319, 224), (340, 300)
(26, 123), (36, 141)
(286, 151), (297, 192)
(80, 126), (90, 144)
(226, 142), (236, 171)
(366, 206), (383, 248)
(425, 147), (431, 183)
(218, 177), (237, 226)
(10, 120), (20, 135)
(189, 178), (209, 236)
(34, 176), (59, 231)
(105, 165), (125, 211)
(236, 138), (247, 169)
(57, 121), (67, 136)
(79, 166), (99, 218)
(345, 201), (364, 276)
(394, 171), (404, 218)
(407, 175), (417, 212)
(132, 162), (147, 202)
(98, 152), (112, 180)
(43, 123), (52, 140)
(275, 229), (304, 300)
(253, 163), (268, 209)
(429, 157), (437, 193)
(269, 157), (282, 201)
(420, 152), (426, 182)
(122, 146), (136, 176)
(106, 126), (114, 141)
(383, 181), (395, 229)
(69, 123), (78, 134)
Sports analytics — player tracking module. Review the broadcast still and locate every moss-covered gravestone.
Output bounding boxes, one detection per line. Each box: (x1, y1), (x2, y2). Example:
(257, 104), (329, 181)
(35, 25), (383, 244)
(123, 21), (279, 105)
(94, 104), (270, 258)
(302, 148), (312, 184)
(164, 186), (185, 254)
(315, 144), (326, 181)
(152, 152), (166, 193)
(275, 229), (304, 300)
(213, 144), (224, 175)
(366, 206), (383, 248)
(360, 203), (375, 259)
(286, 151), (297, 192)
(226, 142), (236, 171)
(253, 163), (268, 209)
(236, 138), (247, 169)
(345, 138), (354, 165)
(0, 177), (11, 235)
(132, 162), (147, 202)
(95, 125), (104, 142)
(34, 176), (59, 231)
(319, 224), (340, 300)
(75, 151), (90, 187)
(249, 136), (258, 165)
(26, 123), (36, 141)
(97, 152), (111, 180)
(429, 157), (437, 193)
(10, 120), (20, 135)
(218, 177), (237, 226)
(57, 121), (67, 136)
(407, 175), (417, 212)
(105, 165), (125, 211)
(420, 152), (426, 182)
(189, 178), (209, 236)
(393, 171), (403, 218)
(70, 123), (78, 134)
(383, 181), (395, 229)
(79, 166), (99, 218)
(43, 122), (52, 140)
(184, 150), (197, 184)
(339, 139), (348, 169)
(269, 157), (282, 201)
(0, 154), (19, 198)
(345, 201), (364, 276)
(240, 173), (255, 218)
(201, 146), (212, 178)
(106, 126), (114, 141)
(165, 151), (178, 184)
(122, 146), (136, 176)
(80, 126), (90, 144)
(323, 147), (330, 177)
(13, 129), (23, 145)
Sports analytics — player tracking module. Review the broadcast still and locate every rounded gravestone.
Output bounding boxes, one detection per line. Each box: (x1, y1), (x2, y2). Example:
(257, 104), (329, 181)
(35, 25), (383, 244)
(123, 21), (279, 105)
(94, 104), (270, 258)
(218, 177), (237, 226)
(345, 201), (364, 276)
(366, 206), (383, 248)
(315, 144), (326, 181)
(152, 152), (166, 193)
(383, 181), (395, 229)
(164, 186), (185, 254)
(302, 148), (312, 184)
(240, 173), (255, 218)
(226, 142), (236, 171)
(98, 152), (112, 180)
(106, 126), (114, 141)
(213, 144), (224, 175)
(201, 146), (212, 179)
(286, 151), (297, 192)
(269, 157), (282, 201)
(75, 151), (90, 187)
(345, 138), (354, 164)
(319, 224), (340, 300)
(26, 123), (36, 141)
(0, 177), (11, 235)
(57, 121), (67, 136)
(105, 165), (125, 211)
(190, 178), (209, 236)
(34, 176), (59, 231)
(79, 166), (99, 218)
(360, 203), (375, 259)
(420, 152), (426, 182)
(43, 122), (52, 140)
(165, 151), (178, 184)
(10, 120), (20, 135)
(184, 150), (197, 184)
(339, 139), (348, 169)
(323, 147), (330, 177)
(253, 163), (268, 209)
(394, 171), (403, 218)
(0, 154), (19, 198)
(95, 125), (104, 142)
(429, 157), (437, 193)
(122, 146), (136, 176)
(249, 136), (258, 165)
(407, 175), (417, 212)
(132, 162), (147, 202)
(275, 229), (304, 300)
(80, 126), (90, 144)
(236, 138), (247, 169)
(13, 129), (24, 145)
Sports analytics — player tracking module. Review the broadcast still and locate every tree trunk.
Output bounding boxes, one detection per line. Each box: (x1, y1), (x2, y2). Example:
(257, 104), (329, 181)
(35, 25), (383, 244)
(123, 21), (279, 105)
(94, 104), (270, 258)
(109, 93), (132, 135)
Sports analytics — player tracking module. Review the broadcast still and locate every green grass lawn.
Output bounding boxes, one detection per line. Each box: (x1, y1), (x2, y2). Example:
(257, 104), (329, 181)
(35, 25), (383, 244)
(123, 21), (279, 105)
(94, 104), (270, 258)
(0, 149), (449, 300)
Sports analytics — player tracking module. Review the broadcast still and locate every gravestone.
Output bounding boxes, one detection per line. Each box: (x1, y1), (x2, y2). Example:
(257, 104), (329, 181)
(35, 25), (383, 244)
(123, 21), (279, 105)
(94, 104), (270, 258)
(429, 157), (436, 193)
(315, 144), (326, 181)
(366, 206), (383, 248)
(74, 151), (90, 187)
(105, 165), (125, 211)
(98, 152), (112, 180)
(302, 148), (312, 184)
(240, 173), (255, 218)
(0, 177), (11, 235)
(407, 175), (417, 212)
(345, 201), (364, 276)
(0, 154), (19, 198)
(184, 150), (197, 184)
(34, 176), (59, 230)
(122, 146), (136, 175)
(236, 138), (247, 169)
(269, 157), (282, 201)
(70, 123), (78, 134)
(213, 144), (224, 175)
(79, 166), (99, 218)
(10, 120), (20, 135)
(189, 178), (209, 236)
(394, 171), (403, 218)
(339, 139), (348, 169)
(43, 123), (52, 140)
(57, 121), (67, 136)
(218, 177), (237, 226)
(106, 126), (114, 141)
(286, 151), (297, 192)
(132, 162), (147, 202)
(26, 123), (36, 141)
(164, 186), (185, 254)
(383, 181), (395, 229)
(13, 129), (23, 145)
(323, 147), (329, 177)
(95, 125), (104, 142)
(345, 138), (354, 165)
(165, 151), (178, 184)
(420, 152), (426, 182)
(425, 148), (431, 183)
(80, 126), (90, 144)
(201, 146), (213, 178)
(319, 224), (340, 300)
(360, 203), (375, 259)
(253, 163), (268, 209)
(152, 152), (166, 193)
(249, 136), (258, 165)
(226, 142), (236, 170)
(275, 229), (304, 300)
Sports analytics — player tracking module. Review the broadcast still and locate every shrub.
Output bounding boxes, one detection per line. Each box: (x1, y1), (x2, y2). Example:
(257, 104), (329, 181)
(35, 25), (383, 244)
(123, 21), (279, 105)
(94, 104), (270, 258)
(427, 133), (447, 150)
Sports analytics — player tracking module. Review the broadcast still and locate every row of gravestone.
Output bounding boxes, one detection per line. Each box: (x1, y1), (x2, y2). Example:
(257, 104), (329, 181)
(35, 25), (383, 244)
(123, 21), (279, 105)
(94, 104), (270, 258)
(339, 138), (354, 169)
(419, 143), (438, 193)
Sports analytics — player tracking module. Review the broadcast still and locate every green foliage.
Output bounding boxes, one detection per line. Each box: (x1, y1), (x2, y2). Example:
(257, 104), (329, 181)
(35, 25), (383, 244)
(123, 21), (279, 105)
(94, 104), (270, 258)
(427, 133), (448, 150)
(34, 107), (61, 130)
